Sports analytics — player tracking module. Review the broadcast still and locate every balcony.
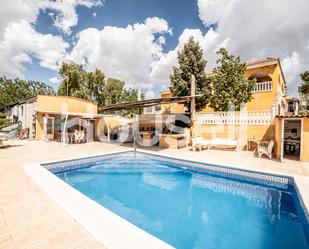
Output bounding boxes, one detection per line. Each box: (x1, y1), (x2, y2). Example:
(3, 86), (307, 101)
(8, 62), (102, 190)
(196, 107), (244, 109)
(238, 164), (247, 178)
(252, 81), (273, 93)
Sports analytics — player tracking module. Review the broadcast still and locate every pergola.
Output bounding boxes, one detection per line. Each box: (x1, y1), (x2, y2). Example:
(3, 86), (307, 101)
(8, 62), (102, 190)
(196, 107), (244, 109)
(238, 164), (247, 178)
(99, 95), (201, 112)
(98, 95), (200, 152)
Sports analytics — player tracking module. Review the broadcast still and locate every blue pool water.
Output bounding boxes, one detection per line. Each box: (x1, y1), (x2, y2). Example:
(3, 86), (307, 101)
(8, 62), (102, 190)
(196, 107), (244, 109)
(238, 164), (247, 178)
(54, 153), (309, 249)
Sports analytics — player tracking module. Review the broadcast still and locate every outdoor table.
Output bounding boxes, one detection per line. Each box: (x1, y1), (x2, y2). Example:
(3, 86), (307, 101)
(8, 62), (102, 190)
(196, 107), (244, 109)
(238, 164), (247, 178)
(139, 131), (154, 146)
(158, 134), (186, 149)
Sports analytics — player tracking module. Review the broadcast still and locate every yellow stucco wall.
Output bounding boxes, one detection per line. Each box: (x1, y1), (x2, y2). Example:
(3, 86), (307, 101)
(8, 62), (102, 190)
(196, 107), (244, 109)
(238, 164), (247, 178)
(192, 124), (275, 149)
(167, 62), (285, 114)
(36, 113), (43, 140)
(201, 64), (282, 112)
(95, 116), (133, 136)
(36, 95), (98, 114)
(160, 91), (185, 113)
(274, 117), (308, 162)
(302, 118), (309, 161)
(35, 95), (98, 140)
(161, 62), (284, 150)
(274, 118), (282, 160)
(245, 65), (276, 111)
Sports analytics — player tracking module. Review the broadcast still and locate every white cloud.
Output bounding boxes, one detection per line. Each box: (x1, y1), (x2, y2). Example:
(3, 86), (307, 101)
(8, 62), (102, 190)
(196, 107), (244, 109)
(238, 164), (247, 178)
(0, 1), (39, 42)
(43, 0), (103, 34)
(0, 21), (68, 78)
(282, 52), (303, 92)
(69, 17), (172, 90)
(150, 28), (221, 88)
(49, 76), (60, 84)
(1, 0), (308, 97)
(196, 0), (309, 95)
(0, 0), (101, 78)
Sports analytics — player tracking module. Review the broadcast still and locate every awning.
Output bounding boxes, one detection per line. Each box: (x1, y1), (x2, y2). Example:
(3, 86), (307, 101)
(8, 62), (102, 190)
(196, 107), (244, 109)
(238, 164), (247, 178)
(35, 110), (105, 119)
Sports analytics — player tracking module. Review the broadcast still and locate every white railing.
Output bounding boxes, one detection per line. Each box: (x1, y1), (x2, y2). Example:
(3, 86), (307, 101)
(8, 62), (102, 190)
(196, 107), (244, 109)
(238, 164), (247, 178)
(194, 111), (272, 126)
(253, 81), (272, 92)
(139, 114), (175, 123)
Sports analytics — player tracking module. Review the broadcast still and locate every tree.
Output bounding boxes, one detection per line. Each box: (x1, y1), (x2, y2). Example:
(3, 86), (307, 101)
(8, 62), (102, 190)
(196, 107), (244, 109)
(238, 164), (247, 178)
(0, 76), (54, 112)
(102, 78), (125, 105)
(58, 62), (107, 103)
(299, 71), (309, 94)
(0, 113), (11, 129)
(209, 48), (256, 111)
(121, 88), (139, 103)
(119, 88), (140, 117)
(57, 62), (87, 97)
(170, 36), (211, 111)
(57, 62), (140, 112)
(299, 71), (309, 113)
(71, 68), (106, 102)
(86, 69), (106, 104)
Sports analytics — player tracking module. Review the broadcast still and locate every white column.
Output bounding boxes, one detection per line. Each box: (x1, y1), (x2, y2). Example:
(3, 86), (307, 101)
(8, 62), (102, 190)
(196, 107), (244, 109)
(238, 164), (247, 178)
(62, 114), (68, 144)
(42, 113), (48, 142)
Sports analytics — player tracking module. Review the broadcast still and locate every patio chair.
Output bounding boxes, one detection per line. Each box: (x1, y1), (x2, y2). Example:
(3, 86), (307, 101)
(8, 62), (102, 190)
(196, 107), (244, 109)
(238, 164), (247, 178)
(192, 136), (210, 151)
(257, 140), (274, 159)
(0, 137), (8, 148)
(73, 130), (80, 143)
(77, 130), (86, 143)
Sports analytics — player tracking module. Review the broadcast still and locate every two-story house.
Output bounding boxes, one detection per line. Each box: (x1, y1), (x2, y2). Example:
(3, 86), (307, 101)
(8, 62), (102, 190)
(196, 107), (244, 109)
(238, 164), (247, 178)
(159, 58), (290, 151)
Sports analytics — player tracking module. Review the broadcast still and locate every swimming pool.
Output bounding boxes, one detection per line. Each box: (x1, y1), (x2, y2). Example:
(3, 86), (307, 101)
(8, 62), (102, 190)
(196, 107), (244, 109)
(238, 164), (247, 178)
(45, 152), (309, 249)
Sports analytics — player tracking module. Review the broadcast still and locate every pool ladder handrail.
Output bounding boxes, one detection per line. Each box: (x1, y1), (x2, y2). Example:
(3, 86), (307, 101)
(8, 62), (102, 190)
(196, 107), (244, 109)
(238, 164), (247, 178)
(133, 135), (137, 157)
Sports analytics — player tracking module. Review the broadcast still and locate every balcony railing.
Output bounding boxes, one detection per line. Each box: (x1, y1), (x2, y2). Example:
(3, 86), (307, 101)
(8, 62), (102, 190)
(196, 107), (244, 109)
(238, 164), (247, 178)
(194, 111), (272, 126)
(253, 81), (273, 92)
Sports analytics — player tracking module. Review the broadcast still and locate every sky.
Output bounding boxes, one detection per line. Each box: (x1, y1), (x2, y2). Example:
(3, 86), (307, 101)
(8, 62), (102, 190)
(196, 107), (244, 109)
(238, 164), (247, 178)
(0, 0), (309, 97)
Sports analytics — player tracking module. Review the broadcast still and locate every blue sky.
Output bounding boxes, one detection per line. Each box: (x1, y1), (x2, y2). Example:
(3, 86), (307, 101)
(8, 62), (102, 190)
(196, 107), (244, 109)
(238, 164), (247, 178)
(1, 0), (309, 95)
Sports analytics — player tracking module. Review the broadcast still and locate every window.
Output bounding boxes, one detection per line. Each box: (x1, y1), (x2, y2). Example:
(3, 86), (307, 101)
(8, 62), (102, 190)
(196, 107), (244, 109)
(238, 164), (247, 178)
(21, 106), (24, 116)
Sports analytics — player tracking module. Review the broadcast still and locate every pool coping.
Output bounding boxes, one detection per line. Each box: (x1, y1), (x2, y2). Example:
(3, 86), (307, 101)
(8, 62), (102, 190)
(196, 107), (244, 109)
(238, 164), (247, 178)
(22, 149), (309, 249)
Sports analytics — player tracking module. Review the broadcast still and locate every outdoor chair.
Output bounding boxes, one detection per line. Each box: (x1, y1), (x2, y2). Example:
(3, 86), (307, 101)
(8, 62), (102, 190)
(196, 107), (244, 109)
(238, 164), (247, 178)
(73, 130), (80, 143)
(78, 130), (86, 143)
(257, 140), (274, 159)
(0, 137), (8, 148)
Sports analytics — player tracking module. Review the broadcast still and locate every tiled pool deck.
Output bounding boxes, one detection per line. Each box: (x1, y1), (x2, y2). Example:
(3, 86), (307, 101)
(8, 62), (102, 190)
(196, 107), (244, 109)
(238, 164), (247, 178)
(1, 140), (309, 248)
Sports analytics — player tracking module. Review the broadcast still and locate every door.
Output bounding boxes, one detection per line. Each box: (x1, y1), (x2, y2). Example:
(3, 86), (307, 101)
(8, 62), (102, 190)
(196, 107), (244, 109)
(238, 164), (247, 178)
(283, 118), (302, 161)
(46, 117), (54, 140)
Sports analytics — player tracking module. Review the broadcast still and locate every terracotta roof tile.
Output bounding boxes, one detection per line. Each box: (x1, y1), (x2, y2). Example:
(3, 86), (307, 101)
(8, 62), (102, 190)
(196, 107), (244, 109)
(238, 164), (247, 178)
(246, 57), (279, 66)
